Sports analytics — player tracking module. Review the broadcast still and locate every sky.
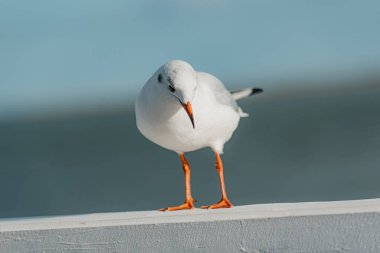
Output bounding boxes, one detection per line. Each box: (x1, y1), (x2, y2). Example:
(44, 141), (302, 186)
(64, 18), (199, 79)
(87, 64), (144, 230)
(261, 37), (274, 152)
(1, 0), (380, 119)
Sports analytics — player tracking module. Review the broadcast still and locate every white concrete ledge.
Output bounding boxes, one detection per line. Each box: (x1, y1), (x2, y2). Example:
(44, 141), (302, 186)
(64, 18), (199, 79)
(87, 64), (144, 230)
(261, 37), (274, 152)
(1, 199), (380, 252)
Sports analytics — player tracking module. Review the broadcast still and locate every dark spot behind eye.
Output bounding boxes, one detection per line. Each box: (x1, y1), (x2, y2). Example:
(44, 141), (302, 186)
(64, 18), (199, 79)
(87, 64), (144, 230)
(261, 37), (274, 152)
(168, 85), (175, 93)
(157, 74), (163, 83)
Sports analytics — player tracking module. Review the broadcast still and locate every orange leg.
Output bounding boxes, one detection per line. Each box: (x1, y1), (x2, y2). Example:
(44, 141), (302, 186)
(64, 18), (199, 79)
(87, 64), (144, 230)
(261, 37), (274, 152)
(160, 153), (196, 211)
(201, 152), (233, 209)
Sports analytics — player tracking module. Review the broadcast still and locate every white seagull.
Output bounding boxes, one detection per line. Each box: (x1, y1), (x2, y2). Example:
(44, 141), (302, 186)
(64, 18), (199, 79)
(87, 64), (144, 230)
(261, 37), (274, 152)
(135, 60), (263, 211)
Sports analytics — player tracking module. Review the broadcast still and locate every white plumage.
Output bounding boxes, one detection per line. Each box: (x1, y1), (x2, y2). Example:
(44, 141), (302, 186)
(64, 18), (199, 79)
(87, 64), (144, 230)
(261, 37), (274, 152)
(135, 60), (257, 154)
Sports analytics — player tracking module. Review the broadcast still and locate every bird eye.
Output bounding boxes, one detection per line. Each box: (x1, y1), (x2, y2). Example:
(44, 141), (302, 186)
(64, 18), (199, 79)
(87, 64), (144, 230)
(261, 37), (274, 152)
(168, 85), (175, 93)
(157, 74), (163, 83)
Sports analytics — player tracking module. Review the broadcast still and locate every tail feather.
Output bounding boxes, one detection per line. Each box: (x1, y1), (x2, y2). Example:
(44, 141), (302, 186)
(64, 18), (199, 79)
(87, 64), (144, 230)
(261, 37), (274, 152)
(238, 107), (249, 117)
(230, 88), (263, 100)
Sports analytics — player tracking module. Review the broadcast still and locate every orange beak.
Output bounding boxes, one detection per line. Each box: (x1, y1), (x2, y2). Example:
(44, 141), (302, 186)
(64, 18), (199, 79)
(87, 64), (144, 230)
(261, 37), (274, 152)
(181, 101), (195, 128)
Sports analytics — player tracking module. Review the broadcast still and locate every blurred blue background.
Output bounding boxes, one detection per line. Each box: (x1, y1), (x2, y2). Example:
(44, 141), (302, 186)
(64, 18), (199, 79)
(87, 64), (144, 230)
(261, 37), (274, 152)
(0, 1), (380, 218)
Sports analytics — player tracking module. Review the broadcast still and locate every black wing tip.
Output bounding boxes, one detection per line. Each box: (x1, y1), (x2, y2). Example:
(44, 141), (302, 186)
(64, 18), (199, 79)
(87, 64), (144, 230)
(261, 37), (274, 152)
(250, 88), (263, 96)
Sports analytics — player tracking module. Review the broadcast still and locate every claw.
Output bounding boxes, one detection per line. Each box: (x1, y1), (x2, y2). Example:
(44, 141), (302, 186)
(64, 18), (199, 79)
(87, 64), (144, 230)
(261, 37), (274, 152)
(160, 198), (196, 211)
(201, 198), (233, 209)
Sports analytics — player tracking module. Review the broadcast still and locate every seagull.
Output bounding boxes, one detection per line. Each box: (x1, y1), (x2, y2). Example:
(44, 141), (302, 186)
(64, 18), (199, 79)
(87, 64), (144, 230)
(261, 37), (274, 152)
(135, 60), (263, 211)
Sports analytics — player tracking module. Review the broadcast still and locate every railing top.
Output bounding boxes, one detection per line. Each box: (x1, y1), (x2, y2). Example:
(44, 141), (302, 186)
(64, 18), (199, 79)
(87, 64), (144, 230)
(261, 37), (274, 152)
(1, 198), (379, 232)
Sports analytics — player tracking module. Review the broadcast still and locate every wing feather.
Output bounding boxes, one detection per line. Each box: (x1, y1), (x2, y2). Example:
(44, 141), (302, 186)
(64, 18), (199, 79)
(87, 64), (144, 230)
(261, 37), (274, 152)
(196, 72), (239, 112)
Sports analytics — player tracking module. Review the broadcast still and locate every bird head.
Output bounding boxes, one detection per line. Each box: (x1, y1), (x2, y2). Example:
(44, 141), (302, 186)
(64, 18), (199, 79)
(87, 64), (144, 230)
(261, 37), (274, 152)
(156, 60), (197, 128)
